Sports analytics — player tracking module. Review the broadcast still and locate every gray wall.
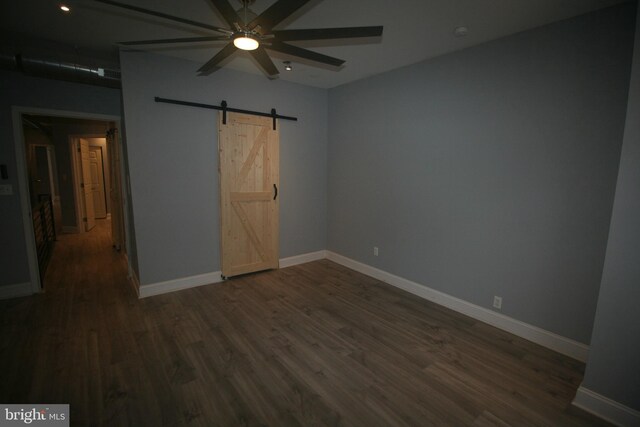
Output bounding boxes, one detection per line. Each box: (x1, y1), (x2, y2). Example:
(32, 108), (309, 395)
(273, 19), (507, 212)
(0, 70), (122, 287)
(327, 3), (635, 344)
(580, 2), (640, 412)
(119, 51), (327, 286)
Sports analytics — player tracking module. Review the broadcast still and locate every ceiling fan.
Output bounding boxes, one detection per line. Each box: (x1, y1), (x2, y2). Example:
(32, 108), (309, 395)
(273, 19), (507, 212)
(96, 0), (384, 78)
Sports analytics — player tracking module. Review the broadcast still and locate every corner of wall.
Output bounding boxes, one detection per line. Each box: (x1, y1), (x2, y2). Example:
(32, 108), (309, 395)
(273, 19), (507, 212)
(573, 386), (640, 427)
(326, 251), (590, 362)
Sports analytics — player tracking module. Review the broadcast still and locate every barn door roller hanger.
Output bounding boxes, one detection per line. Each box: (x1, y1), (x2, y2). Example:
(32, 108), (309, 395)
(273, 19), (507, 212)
(154, 96), (297, 130)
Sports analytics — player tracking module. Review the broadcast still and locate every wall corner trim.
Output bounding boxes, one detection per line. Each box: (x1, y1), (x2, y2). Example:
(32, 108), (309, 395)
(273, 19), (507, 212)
(0, 282), (34, 300)
(326, 251), (590, 362)
(573, 386), (640, 426)
(138, 250), (327, 299)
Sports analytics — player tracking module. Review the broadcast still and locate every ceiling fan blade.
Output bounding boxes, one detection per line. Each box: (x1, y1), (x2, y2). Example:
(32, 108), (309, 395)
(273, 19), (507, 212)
(94, 0), (231, 34)
(267, 42), (344, 67)
(208, 0), (242, 28)
(197, 42), (238, 75)
(248, 0), (313, 32)
(272, 26), (384, 41)
(119, 36), (230, 46)
(249, 47), (279, 78)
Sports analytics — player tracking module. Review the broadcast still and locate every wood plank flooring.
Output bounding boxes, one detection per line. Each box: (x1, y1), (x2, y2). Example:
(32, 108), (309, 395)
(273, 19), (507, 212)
(0, 220), (610, 426)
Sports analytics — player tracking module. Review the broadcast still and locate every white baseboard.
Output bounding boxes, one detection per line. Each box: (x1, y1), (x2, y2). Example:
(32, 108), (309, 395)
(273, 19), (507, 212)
(326, 251), (589, 362)
(62, 226), (79, 234)
(280, 250), (327, 268)
(573, 387), (640, 426)
(0, 282), (33, 300)
(139, 270), (223, 298)
(135, 248), (585, 360)
(138, 250), (328, 299)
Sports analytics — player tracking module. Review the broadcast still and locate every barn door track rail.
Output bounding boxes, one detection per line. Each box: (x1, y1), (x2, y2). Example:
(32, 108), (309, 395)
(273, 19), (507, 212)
(154, 96), (297, 130)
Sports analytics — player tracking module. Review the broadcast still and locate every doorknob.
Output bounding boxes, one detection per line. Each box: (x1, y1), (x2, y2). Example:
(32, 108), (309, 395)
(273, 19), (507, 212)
(273, 183), (278, 200)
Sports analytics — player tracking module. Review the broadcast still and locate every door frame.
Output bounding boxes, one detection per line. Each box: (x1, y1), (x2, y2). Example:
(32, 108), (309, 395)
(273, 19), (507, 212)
(12, 106), (131, 294)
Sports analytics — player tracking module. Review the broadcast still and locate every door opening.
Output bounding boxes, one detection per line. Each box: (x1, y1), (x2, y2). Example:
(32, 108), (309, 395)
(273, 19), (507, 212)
(14, 109), (130, 292)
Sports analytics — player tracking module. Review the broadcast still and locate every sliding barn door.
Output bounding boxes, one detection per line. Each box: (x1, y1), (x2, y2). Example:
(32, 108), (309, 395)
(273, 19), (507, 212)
(218, 112), (279, 278)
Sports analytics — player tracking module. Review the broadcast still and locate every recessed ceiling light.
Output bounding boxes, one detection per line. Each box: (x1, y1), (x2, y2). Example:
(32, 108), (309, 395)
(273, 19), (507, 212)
(453, 26), (468, 37)
(283, 61), (292, 71)
(60, 4), (71, 13)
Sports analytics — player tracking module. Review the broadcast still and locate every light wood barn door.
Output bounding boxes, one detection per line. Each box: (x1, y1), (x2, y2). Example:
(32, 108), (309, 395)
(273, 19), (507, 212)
(218, 112), (279, 278)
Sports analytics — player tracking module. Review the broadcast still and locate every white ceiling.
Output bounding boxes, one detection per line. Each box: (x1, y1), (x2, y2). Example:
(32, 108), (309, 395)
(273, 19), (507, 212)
(1, 0), (628, 88)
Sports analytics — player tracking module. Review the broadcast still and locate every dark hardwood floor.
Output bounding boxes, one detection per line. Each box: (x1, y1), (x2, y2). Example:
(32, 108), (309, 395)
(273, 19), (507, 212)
(0, 220), (609, 426)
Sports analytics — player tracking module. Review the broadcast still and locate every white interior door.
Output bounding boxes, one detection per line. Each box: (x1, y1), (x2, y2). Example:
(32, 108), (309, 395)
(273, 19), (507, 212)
(79, 139), (96, 231)
(89, 146), (107, 218)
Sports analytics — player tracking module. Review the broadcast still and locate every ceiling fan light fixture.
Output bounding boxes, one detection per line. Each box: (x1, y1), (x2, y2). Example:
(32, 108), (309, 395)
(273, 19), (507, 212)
(233, 33), (259, 51)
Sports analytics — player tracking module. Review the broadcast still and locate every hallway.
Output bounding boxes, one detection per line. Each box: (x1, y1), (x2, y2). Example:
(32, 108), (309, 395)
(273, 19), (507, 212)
(43, 219), (130, 295)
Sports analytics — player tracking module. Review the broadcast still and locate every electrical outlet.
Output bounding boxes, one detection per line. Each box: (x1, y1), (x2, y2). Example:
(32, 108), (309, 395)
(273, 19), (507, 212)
(373, 246), (379, 256)
(493, 296), (502, 310)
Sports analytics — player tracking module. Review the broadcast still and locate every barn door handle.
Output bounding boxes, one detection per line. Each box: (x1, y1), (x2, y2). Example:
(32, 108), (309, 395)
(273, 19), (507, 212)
(273, 183), (278, 200)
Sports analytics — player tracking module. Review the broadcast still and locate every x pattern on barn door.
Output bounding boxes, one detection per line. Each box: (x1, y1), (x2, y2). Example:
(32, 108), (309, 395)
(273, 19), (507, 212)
(218, 112), (279, 278)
